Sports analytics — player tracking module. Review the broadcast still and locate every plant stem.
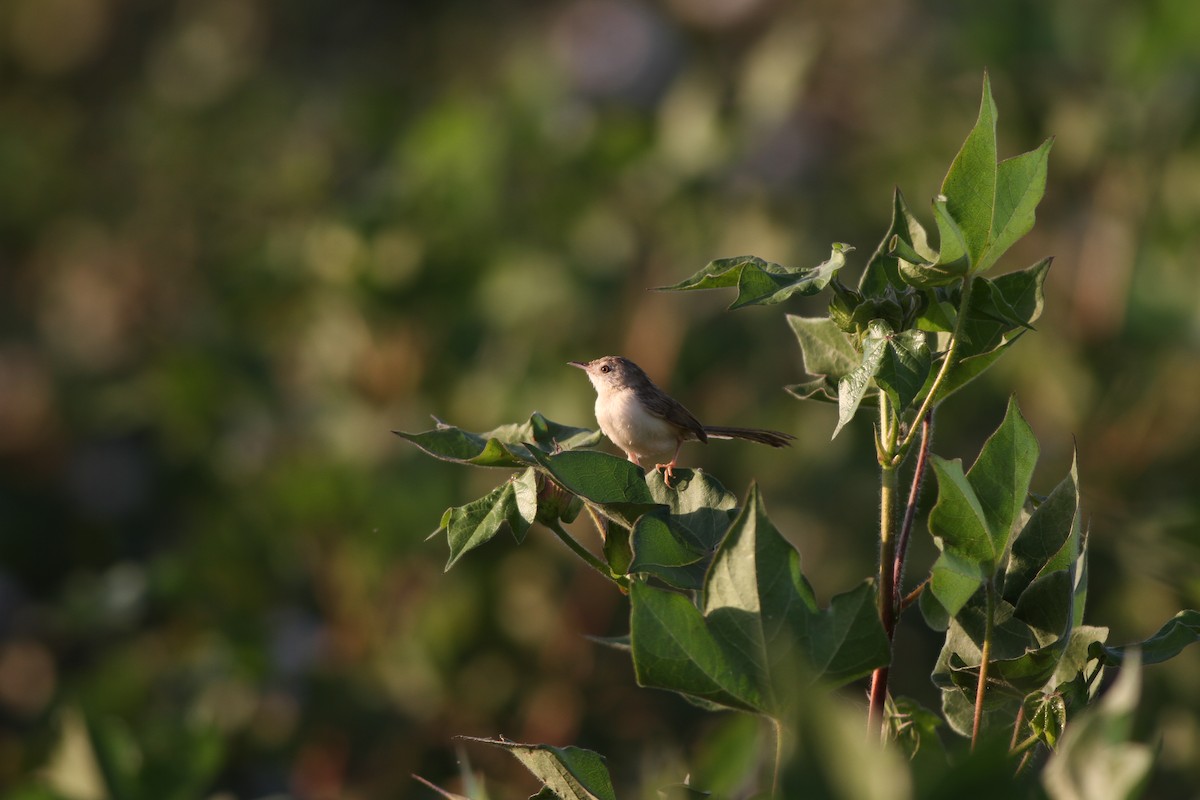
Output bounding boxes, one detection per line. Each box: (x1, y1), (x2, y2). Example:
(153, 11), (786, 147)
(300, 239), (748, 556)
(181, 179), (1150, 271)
(971, 579), (997, 748)
(771, 717), (785, 798)
(867, 460), (899, 738)
(547, 519), (627, 589)
(893, 412), (932, 612)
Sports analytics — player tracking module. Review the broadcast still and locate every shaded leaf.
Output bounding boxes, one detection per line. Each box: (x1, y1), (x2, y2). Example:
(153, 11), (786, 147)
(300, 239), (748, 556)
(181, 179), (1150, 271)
(1091, 610), (1200, 667)
(860, 188), (932, 295)
(871, 322), (931, 412)
(629, 487), (889, 717)
(630, 581), (762, 713)
(628, 513), (708, 590)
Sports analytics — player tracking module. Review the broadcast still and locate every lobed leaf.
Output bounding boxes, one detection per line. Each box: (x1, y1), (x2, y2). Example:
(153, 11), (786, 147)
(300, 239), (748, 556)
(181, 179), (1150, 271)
(657, 244), (852, 309)
(527, 449), (663, 528)
(832, 327), (887, 438)
(940, 73), (998, 270)
(439, 468), (538, 570)
(394, 411), (602, 468)
(860, 188), (932, 295)
(629, 486), (888, 718)
(787, 315), (859, 380)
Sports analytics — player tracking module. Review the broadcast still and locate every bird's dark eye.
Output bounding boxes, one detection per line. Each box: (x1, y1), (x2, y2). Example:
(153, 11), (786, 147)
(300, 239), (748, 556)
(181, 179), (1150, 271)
(600, 364), (611, 373)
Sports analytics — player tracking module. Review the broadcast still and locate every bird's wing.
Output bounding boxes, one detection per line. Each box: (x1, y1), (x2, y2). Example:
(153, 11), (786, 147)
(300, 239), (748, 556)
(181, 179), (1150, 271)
(639, 386), (707, 442)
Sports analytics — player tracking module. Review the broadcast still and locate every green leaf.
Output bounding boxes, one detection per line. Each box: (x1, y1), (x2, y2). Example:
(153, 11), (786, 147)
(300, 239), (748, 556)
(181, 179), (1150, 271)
(1003, 455), (1080, 604)
(527, 450), (663, 528)
(657, 244), (852, 309)
(1092, 610), (1200, 667)
(630, 581), (763, 713)
(440, 469), (539, 570)
(927, 457), (992, 613)
(965, 396), (1039, 560)
(1042, 653), (1154, 800)
(860, 188), (932, 295)
(459, 738), (617, 800)
(832, 327), (887, 439)
(871, 322), (931, 412)
(394, 411), (602, 468)
(787, 315), (859, 379)
(926, 399), (1037, 615)
(646, 469), (739, 551)
(629, 486), (889, 716)
(628, 513), (708, 590)
(977, 139), (1053, 274)
(941, 73), (998, 270)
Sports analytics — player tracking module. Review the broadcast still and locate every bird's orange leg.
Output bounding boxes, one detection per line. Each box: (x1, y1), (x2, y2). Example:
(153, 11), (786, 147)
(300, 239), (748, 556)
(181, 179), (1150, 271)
(655, 442), (685, 488)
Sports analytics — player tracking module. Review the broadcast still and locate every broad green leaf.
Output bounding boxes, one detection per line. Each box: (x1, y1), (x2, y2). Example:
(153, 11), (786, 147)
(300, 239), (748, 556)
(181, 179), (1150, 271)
(964, 395), (1039, 560)
(527, 450), (662, 528)
(832, 328), (887, 438)
(1042, 653), (1154, 800)
(657, 244), (852, 309)
(787, 315), (859, 379)
(871, 322), (931, 412)
(628, 513), (708, 590)
(630, 581), (763, 713)
(1004, 455), (1080, 604)
(1091, 610), (1200, 667)
(927, 550), (987, 621)
(941, 73), (998, 270)
(394, 411), (602, 468)
(459, 738), (617, 800)
(976, 139), (1053, 273)
(704, 486), (887, 693)
(860, 188), (932, 295)
(646, 469), (738, 551)
(630, 487), (888, 716)
(440, 469), (538, 570)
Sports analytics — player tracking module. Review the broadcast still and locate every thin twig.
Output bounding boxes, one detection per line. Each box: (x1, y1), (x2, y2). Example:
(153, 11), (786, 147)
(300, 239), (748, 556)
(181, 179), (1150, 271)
(547, 519), (626, 589)
(893, 411), (933, 614)
(971, 581), (997, 749)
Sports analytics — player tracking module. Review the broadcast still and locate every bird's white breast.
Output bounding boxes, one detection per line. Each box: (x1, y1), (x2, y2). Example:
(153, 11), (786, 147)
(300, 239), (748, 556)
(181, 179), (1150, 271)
(595, 388), (677, 463)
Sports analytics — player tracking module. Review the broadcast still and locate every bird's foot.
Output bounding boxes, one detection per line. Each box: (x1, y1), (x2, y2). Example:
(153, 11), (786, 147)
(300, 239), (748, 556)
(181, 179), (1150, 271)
(654, 461), (679, 488)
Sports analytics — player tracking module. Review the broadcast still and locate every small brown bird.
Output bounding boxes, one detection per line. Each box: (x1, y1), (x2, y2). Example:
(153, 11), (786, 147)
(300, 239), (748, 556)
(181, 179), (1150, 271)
(570, 356), (794, 484)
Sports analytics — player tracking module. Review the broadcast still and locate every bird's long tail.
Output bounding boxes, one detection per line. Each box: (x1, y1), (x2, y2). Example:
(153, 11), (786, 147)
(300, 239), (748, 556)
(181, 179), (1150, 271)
(703, 426), (795, 448)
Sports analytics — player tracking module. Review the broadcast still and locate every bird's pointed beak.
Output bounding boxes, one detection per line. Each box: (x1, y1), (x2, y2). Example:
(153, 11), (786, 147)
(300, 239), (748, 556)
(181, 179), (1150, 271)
(567, 360), (589, 370)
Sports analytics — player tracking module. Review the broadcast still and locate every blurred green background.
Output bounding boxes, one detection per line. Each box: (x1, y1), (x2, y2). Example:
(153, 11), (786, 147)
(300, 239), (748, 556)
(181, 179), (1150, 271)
(2, 0), (1199, 797)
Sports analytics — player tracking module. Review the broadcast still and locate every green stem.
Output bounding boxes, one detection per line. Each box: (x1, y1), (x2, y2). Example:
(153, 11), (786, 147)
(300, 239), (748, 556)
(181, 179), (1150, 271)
(971, 579), (997, 749)
(547, 519), (627, 589)
(867, 460), (900, 738)
(771, 717), (785, 798)
(897, 276), (975, 454)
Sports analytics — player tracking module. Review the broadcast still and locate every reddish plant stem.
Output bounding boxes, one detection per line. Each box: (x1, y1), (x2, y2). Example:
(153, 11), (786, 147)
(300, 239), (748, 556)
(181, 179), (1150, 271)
(893, 412), (933, 609)
(868, 412), (934, 740)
